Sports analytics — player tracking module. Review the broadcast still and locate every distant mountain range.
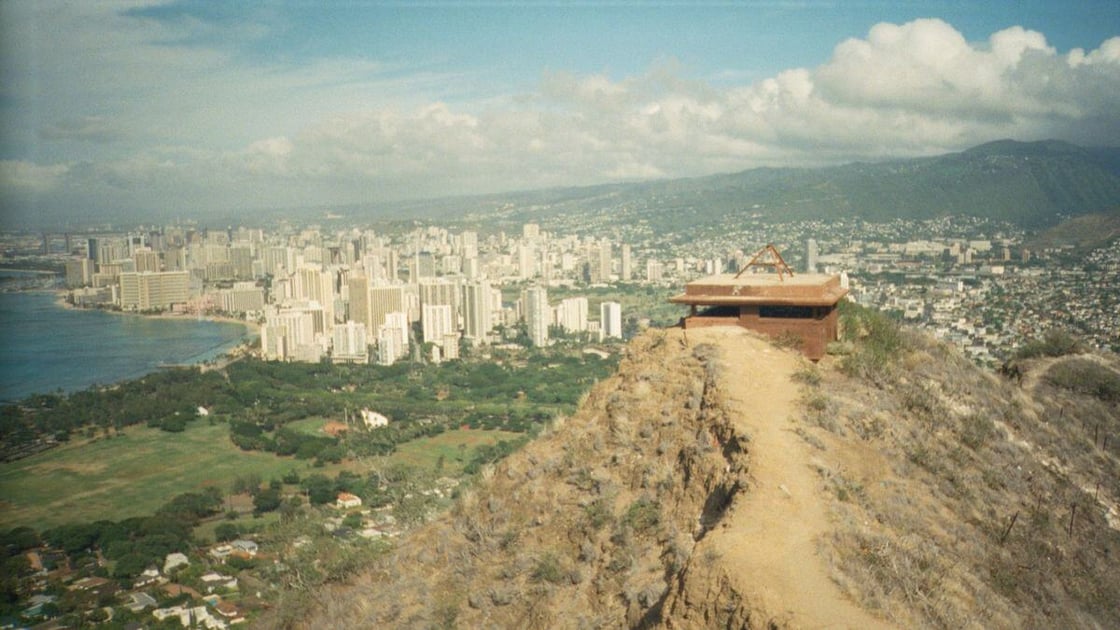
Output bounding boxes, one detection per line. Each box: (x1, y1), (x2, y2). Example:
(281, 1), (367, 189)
(238, 140), (1120, 231)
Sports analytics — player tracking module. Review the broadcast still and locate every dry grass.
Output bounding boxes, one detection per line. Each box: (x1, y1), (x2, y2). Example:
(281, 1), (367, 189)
(798, 316), (1120, 629)
(291, 330), (750, 629)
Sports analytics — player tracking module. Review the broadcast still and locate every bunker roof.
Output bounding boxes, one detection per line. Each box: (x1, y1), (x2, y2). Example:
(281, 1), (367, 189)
(669, 272), (848, 307)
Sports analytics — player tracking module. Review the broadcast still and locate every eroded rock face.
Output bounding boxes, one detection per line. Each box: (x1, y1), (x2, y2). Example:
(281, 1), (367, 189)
(297, 330), (758, 629)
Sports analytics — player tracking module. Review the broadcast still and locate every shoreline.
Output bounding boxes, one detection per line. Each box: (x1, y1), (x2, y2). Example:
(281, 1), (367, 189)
(53, 289), (260, 333)
(51, 290), (260, 370)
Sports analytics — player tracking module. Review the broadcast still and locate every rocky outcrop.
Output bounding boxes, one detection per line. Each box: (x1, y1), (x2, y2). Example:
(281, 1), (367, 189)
(296, 330), (760, 629)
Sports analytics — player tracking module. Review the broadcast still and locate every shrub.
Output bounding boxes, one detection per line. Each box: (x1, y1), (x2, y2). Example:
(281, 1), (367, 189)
(837, 302), (906, 384)
(1045, 358), (1120, 402)
(792, 364), (822, 386)
(959, 414), (995, 450)
(622, 498), (660, 533)
(1014, 328), (1084, 359)
(531, 552), (564, 584)
(214, 522), (240, 542)
(584, 499), (613, 531)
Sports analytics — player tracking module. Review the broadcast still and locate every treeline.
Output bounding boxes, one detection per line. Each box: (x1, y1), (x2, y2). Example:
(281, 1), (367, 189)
(1, 348), (617, 463)
(1, 368), (233, 458)
(1, 488), (223, 588)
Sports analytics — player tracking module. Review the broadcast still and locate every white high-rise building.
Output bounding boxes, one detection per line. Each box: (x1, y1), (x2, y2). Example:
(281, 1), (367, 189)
(332, 320), (368, 363)
(600, 301), (623, 340)
(806, 238), (819, 273)
(219, 282), (265, 313)
(620, 244), (632, 281)
(419, 278), (460, 313)
(369, 284), (405, 334)
(557, 297), (588, 333)
(523, 286), (550, 347)
(118, 271), (190, 311)
(293, 265), (335, 325)
(422, 303), (454, 345)
(384, 311), (410, 351)
(376, 325), (404, 365)
(462, 281), (493, 343)
(260, 323), (289, 361)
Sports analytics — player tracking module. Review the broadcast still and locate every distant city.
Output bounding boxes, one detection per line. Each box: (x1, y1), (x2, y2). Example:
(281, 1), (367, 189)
(2, 211), (1117, 369)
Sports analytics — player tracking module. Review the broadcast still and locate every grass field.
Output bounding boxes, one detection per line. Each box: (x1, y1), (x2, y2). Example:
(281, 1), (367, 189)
(284, 416), (331, 436)
(0, 422), (351, 531)
(0, 423), (526, 531)
(387, 428), (525, 474)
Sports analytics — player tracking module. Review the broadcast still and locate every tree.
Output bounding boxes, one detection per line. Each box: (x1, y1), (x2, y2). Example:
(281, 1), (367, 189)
(302, 474), (336, 505)
(214, 523), (240, 542)
(253, 488), (282, 515)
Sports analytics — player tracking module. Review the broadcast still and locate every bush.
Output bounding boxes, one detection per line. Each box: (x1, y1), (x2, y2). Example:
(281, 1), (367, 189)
(622, 498), (660, 533)
(215, 523), (240, 542)
(584, 499), (613, 530)
(531, 552), (565, 584)
(1015, 328), (1084, 359)
(958, 414), (995, 450)
(838, 301), (905, 384)
(1045, 358), (1120, 402)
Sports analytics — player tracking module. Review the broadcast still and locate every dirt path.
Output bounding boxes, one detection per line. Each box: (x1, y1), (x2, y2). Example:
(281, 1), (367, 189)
(687, 327), (893, 629)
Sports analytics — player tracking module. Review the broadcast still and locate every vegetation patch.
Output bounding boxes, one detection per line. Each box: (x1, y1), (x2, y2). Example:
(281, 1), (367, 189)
(1045, 358), (1120, 403)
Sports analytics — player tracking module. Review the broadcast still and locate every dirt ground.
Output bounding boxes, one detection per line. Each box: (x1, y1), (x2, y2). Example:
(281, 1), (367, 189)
(684, 327), (894, 629)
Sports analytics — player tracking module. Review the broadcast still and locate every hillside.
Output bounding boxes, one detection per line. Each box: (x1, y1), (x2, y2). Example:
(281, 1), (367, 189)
(280, 320), (1120, 629)
(310, 140), (1120, 232)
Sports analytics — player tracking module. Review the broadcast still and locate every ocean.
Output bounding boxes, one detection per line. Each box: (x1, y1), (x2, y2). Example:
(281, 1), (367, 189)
(0, 283), (252, 403)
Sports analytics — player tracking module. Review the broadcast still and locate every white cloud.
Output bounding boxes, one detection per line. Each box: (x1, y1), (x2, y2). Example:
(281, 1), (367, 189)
(0, 160), (70, 193)
(2, 11), (1118, 223)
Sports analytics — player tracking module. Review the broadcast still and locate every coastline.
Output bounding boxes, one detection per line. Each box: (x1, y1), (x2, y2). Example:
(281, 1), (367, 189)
(52, 289), (260, 369)
(53, 289), (260, 333)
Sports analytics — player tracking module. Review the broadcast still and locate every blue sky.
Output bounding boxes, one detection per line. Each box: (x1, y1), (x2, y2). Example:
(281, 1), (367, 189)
(1, 1), (1118, 226)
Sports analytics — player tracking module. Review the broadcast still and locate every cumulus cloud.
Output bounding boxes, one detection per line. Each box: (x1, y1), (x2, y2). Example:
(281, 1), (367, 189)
(0, 160), (70, 193)
(236, 20), (1117, 195)
(3, 13), (1118, 223)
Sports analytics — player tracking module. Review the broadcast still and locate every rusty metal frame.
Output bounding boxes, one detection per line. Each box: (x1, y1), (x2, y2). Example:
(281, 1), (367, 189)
(734, 243), (795, 281)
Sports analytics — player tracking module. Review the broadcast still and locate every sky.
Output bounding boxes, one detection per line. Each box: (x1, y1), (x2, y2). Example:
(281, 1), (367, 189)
(1, 1), (1118, 227)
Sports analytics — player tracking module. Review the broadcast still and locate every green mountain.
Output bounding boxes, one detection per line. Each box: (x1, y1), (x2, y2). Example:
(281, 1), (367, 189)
(350, 139), (1120, 231)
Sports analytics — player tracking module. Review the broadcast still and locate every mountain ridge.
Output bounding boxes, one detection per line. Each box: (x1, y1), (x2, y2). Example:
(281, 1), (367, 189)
(327, 139), (1120, 231)
(278, 317), (1120, 629)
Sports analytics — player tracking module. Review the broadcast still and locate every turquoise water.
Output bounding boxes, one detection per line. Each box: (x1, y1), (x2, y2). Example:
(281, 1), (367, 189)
(0, 289), (252, 403)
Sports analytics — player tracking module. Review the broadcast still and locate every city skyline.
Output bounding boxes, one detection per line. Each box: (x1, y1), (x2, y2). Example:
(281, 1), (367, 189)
(1, 1), (1118, 226)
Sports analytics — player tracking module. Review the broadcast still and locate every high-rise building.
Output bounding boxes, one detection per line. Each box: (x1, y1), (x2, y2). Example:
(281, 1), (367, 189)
(518, 243), (537, 279)
(600, 301), (623, 340)
(441, 332), (461, 360)
(376, 324), (404, 365)
(462, 281), (493, 343)
(219, 282), (265, 313)
(595, 240), (611, 283)
(229, 245), (254, 279)
(260, 324), (289, 361)
(422, 303), (454, 345)
(419, 278), (460, 313)
(383, 311), (410, 352)
(293, 266), (335, 325)
(332, 320), (369, 363)
(806, 238), (819, 273)
(523, 286), (549, 347)
(620, 244), (632, 281)
(118, 271), (190, 311)
(556, 297), (588, 333)
(348, 274), (370, 333)
(64, 258), (94, 288)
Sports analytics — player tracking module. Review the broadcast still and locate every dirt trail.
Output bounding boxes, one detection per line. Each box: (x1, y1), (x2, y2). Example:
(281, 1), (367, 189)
(687, 327), (893, 629)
